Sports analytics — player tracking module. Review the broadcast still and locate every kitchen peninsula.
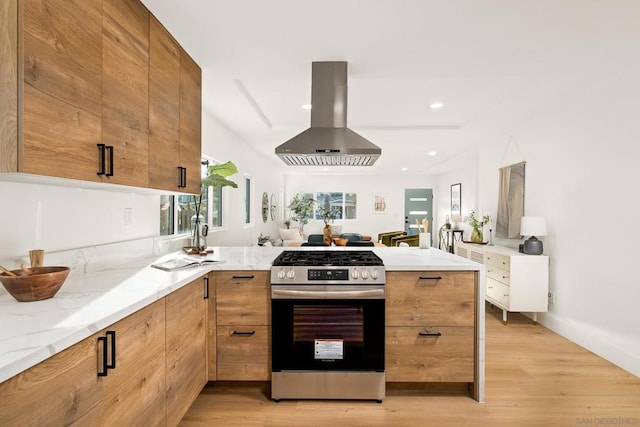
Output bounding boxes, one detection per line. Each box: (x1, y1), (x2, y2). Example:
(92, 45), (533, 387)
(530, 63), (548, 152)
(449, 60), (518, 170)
(0, 246), (485, 425)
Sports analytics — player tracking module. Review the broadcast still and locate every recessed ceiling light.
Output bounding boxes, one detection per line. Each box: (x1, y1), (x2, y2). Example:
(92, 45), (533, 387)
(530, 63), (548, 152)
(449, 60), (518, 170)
(322, 168), (329, 172)
(429, 102), (443, 110)
(428, 151), (437, 156)
(302, 104), (312, 110)
(401, 167), (408, 171)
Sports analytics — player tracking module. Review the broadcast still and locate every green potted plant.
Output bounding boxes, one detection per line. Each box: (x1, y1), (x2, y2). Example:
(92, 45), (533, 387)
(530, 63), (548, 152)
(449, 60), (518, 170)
(257, 233), (272, 246)
(287, 193), (316, 233)
(468, 210), (490, 243)
(318, 206), (340, 244)
(191, 161), (238, 250)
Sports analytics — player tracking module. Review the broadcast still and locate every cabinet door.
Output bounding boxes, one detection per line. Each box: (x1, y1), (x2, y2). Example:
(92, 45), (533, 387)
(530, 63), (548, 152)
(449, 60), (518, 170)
(386, 326), (474, 382)
(179, 50), (202, 194)
(216, 325), (271, 381)
(386, 271), (475, 327)
(21, 0), (103, 181)
(0, 333), (104, 426)
(215, 272), (270, 325)
(101, 0), (149, 187)
(166, 278), (208, 427)
(101, 299), (166, 426)
(148, 15), (181, 191)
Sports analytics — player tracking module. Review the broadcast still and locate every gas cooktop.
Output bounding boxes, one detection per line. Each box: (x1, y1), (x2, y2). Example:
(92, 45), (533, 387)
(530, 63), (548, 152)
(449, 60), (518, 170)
(272, 250), (383, 267)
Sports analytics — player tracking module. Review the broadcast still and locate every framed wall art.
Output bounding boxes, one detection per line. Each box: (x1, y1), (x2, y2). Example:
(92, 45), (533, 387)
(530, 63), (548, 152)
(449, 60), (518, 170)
(373, 193), (388, 214)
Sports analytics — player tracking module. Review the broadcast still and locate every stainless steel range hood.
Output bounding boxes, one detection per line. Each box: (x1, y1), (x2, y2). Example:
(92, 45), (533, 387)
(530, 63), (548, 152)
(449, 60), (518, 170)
(275, 62), (381, 166)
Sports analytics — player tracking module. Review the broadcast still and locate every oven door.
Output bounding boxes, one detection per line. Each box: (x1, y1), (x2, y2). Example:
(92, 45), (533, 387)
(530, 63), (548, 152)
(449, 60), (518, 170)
(272, 297), (384, 372)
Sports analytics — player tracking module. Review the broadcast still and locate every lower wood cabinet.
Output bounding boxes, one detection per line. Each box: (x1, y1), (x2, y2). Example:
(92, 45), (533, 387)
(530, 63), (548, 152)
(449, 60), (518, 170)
(0, 277), (208, 426)
(166, 276), (208, 426)
(214, 271), (271, 381)
(385, 271), (476, 383)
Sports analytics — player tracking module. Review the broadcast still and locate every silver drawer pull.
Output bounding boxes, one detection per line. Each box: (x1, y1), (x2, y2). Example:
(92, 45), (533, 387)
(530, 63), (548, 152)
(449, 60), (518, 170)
(418, 331), (442, 337)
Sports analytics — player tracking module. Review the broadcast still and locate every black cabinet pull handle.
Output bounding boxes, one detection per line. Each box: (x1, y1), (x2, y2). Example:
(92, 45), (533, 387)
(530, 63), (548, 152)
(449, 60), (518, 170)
(97, 336), (108, 377)
(106, 146), (114, 177)
(97, 144), (106, 176)
(106, 330), (116, 370)
(418, 276), (442, 280)
(181, 167), (187, 188)
(177, 166), (185, 188)
(204, 277), (209, 299)
(418, 331), (442, 337)
(232, 275), (255, 280)
(232, 331), (255, 336)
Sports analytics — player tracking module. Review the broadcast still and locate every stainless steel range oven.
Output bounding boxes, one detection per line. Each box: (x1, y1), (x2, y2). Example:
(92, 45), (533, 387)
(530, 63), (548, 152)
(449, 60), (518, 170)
(271, 250), (386, 401)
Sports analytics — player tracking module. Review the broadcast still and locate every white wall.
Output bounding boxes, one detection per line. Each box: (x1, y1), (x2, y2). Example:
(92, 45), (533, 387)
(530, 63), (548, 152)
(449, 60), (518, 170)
(201, 108), (285, 246)
(469, 62), (640, 376)
(284, 173), (439, 241)
(0, 181), (159, 260)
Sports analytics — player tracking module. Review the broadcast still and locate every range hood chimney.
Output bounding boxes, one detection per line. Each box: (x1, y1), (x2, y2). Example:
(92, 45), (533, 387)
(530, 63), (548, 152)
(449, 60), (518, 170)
(275, 62), (381, 166)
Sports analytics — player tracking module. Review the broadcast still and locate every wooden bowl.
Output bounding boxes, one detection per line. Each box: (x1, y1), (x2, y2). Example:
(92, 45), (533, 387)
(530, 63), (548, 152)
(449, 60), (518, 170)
(0, 266), (70, 302)
(334, 238), (348, 246)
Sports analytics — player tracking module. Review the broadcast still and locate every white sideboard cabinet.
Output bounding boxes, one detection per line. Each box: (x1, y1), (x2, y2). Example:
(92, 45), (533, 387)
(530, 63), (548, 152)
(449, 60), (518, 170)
(456, 242), (549, 324)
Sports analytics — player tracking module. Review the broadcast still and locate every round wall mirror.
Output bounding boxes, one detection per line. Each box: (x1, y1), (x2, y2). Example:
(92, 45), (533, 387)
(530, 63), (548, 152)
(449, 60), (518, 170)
(261, 192), (269, 223)
(270, 193), (277, 221)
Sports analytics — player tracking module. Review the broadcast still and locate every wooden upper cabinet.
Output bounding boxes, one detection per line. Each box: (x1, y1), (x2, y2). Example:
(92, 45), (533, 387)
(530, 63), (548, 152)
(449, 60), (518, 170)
(17, 0), (103, 180)
(148, 15), (181, 190)
(101, 0), (149, 187)
(179, 50), (202, 194)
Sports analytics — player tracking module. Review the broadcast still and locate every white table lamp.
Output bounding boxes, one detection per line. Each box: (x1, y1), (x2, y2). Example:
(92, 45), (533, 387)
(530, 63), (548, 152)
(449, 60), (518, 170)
(520, 216), (547, 255)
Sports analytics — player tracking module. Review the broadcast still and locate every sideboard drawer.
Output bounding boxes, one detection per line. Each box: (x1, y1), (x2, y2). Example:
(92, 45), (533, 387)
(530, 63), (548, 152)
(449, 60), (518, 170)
(485, 252), (510, 269)
(486, 278), (510, 307)
(486, 266), (510, 285)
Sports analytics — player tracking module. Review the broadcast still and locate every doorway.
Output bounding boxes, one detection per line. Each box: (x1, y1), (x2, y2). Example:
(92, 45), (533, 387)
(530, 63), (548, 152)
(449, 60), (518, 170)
(404, 189), (433, 235)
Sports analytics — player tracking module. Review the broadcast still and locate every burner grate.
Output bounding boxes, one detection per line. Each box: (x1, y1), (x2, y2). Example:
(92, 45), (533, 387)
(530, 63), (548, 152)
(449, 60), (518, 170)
(273, 250), (383, 267)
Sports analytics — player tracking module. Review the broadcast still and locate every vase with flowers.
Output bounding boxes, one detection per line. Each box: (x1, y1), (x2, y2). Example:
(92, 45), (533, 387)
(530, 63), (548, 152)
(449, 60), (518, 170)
(468, 210), (490, 243)
(318, 206), (339, 244)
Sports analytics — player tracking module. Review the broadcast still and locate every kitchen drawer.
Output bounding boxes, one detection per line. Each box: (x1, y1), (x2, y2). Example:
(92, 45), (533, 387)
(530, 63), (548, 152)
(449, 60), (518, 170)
(386, 271), (475, 327)
(486, 265), (510, 285)
(485, 252), (510, 270)
(216, 325), (271, 381)
(215, 271), (270, 325)
(385, 326), (474, 382)
(486, 277), (510, 308)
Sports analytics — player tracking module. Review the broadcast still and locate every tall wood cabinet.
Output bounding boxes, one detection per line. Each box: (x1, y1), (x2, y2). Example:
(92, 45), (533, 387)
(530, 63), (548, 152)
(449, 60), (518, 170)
(148, 15), (202, 193)
(0, 0), (201, 192)
(456, 242), (549, 324)
(385, 271), (476, 383)
(215, 271), (271, 381)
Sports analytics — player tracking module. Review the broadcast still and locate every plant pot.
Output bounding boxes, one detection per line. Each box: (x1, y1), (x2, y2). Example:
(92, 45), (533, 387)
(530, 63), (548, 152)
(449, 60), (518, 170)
(470, 227), (483, 243)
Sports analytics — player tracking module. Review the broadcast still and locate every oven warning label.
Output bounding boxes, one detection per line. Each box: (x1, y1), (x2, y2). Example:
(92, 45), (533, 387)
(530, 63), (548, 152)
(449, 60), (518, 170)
(314, 339), (344, 360)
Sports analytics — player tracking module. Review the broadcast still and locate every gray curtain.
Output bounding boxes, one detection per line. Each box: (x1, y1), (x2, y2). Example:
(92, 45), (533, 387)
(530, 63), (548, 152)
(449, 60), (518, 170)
(496, 161), (525, 238)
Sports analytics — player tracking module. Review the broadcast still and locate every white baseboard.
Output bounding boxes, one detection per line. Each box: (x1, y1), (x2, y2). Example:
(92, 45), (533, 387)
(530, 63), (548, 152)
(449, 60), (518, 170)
(530, 311), (640, 377)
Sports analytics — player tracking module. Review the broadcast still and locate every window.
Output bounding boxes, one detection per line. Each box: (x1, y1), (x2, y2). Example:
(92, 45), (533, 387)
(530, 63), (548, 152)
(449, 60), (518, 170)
(306, 192), (357, 220)
(160, 158), (223, 236)
(244, 175), (253, 225)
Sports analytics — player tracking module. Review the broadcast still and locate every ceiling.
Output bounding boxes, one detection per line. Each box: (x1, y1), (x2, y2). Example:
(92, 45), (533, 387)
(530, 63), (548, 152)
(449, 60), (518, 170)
(141, 0), (640, 175)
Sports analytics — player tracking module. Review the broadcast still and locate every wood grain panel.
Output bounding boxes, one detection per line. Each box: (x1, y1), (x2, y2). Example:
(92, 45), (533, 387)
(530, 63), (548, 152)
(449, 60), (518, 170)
(166, 278), (208, 427)
(102, 0), (149, 187)
(386, 271), (475, 327)
(148, 14), (180, 190)
(216, 325), (271, 381)
(215, 271), (270, 325)
(386, 326), (474, 382)
(21, 0), (103, 180)
(0, 333), (104, 426)
(101, 299), (166, 426)
(179, 49), (202, 194)
(0, 0), (18, 173)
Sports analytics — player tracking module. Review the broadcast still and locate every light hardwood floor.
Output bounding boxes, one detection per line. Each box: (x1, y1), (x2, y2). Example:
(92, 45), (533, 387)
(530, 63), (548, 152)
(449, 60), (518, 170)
(180, 304), (640, 426)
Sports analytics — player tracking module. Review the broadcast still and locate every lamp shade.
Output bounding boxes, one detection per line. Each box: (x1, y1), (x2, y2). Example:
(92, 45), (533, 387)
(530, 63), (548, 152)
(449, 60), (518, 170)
(520, 216), (547, 237)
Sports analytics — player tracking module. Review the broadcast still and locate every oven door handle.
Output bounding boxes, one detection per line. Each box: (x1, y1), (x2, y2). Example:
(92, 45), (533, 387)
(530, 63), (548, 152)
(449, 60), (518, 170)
(271, 289), (384, 299)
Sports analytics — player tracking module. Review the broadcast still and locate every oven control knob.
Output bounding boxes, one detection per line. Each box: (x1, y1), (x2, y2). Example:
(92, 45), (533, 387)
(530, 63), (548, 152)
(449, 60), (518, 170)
(286, 269), (296, 279)
(361, 270), (370, 280)
(351, 270), (360, 279)
(277, 269), (286, 279)
(371, 269), (379, 280)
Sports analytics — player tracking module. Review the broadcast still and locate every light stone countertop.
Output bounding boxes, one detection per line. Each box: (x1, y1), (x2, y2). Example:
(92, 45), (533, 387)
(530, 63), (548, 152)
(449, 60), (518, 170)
(0, 246), (483, 384)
